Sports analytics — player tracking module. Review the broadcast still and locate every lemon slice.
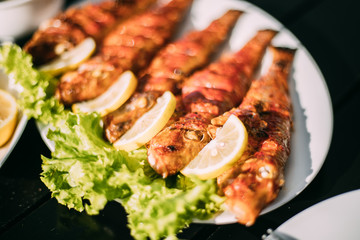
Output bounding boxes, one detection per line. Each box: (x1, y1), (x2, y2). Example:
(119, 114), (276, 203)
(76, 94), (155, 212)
(113, 91), (176, 152)
(181, 114), (248, 180)
(72, 71), (137, 117)
(0, 89), (18, 147)
(38, 37), (96, 76)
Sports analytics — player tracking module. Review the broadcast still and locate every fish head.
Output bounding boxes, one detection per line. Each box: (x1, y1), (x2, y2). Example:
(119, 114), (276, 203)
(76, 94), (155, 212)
(147, 123), (211, 178)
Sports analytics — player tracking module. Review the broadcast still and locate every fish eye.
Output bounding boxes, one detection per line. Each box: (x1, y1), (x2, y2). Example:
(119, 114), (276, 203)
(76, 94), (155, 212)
(184, 130), (204, 141)
(166, 145), (177, 152)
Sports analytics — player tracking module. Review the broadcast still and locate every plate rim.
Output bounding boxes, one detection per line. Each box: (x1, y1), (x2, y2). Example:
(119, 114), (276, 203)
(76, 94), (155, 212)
(272, 189), (360, 239)
(35, 0), (334, 225)
(0, 72), (28, 168)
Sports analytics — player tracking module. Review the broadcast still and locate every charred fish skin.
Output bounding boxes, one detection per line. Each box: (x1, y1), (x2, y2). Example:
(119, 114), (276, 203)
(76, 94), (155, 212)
(147, 29), (278, 178)
(24, 0), (156, 66)
(213, 46), (296, 226)
(139, 9), (244, 94)
(103, 9), (243, 143)
(182, 29), (279, 114)
(56, 0), (194, 105)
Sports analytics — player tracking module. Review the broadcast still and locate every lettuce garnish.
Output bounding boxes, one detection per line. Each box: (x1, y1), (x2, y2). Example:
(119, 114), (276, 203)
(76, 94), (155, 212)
(0, 43), (67, 124)
(0, 44), (224, 240)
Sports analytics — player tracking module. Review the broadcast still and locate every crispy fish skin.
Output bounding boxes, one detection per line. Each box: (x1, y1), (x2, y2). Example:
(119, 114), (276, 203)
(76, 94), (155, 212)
(56, 0), (193, 105)
(147, 29), (278, 178)
(212, 46), (296, 226)
(139, 10), (243, 94)
(24, 0), (156, 66)
(103, 9), (243, 143)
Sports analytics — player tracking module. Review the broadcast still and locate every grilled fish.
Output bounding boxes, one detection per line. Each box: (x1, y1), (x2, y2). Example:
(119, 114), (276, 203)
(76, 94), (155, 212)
(56, 0), (192, 105)
(55, 0), (193, 105)
(211, 46), (296, 226)
(24, 0), (156, 66)
(103, 9), (243, 143)
(147, 29), (278, 178)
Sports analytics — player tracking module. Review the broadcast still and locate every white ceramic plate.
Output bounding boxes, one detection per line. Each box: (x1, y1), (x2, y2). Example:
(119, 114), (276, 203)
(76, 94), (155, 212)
(0, 69), (28, 168)
(266, 190), (360, 239)
(37, 0), (333, 224)
(0, 0), (64, 41)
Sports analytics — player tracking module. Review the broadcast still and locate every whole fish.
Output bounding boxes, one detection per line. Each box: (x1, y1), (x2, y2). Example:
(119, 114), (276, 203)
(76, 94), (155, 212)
(24, 0), (156, 66)
(103, 9), (243, 143)
(211, 46), (296, 226)
(56, 0), (193, 105)
(147, 29), (278, 178)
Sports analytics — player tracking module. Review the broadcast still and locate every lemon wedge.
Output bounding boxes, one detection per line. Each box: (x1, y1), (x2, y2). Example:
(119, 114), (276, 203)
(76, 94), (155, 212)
(72, 70), (138, 117)
(181, 114), (248, 180)
(113, 91), (176, 152)
(0, 89), (18, 147)
(38, 37), (96, 76)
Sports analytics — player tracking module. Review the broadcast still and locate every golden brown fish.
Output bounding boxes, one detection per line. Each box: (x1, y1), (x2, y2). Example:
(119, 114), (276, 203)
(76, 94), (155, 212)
(103, 9), (243, 143)
(211, 46), (296, 226)
(24, 0), (156, 66)
(56, 0), (193, 105)
(147, 29), (278, 178)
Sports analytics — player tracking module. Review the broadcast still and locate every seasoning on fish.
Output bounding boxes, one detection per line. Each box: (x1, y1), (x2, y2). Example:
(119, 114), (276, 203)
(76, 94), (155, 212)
(103, 9), (243, 143)
(24, 0), (156, 66)
(56, 0), (193, 105)
(212, 46), (296, 226)
(147, 29), (278, 178)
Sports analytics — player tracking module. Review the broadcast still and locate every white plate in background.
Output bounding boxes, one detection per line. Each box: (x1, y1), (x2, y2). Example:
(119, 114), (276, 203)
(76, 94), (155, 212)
(0, 69), (28, 168)
(266, 190), (360, 239)
(0, 0), (64, 41)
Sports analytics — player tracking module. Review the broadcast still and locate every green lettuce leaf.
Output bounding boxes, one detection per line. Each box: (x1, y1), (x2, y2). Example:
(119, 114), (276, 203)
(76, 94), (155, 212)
(1, 44), (225, 240)
(0, 43), (67, 124)
(41, 112), (224, 239)
(123, 177), (223, 240)
(41, 112), (142, 214)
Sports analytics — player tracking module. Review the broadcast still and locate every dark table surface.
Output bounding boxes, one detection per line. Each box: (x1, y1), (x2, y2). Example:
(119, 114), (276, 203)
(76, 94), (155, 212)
(1, 0), (360, 239)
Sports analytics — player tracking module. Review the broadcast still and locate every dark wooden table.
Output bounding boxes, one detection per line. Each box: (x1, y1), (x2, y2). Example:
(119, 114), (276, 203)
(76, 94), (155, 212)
(1, 0), (360, 239)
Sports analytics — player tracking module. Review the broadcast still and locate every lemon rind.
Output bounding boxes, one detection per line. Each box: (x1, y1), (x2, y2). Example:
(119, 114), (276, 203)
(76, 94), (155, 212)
(71, 71), (137, 117)
(113, 91), (176, 152)
(181, 115), (248, 180)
